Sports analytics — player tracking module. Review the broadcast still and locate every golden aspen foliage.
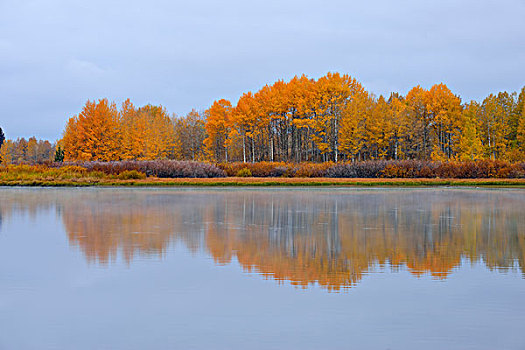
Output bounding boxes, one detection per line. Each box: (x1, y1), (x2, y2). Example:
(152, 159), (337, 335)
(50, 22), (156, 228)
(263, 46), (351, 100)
(313, 73), (365, 161)
(204, 99), (232, 161)
(457, 102), (483, 161)
(62, 117), (79, 160)
(62, 99), (177, 161)
(338, 90), (372, 161)
(0, 137), (53, 164)
(388, 95), (411, 160)
(62, 99), (120, 161)
(426, 84), (463, 160)
(516, 102), (525, 158)
(26, 137), (38, 163)
(119, 98), (139, 160)
(405, 86), (432, 159)
(0, 140), (14, 164)
(58, 77), (524, 164)
(479, 94), (509, 160)
(368, 95), (392, 159)
(231, 92), (260, 162)
(135, 105), (177, 160)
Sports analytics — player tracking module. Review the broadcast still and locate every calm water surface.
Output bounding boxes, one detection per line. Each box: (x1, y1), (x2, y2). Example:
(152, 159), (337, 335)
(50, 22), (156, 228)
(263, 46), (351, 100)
(0, 187), (524, 350)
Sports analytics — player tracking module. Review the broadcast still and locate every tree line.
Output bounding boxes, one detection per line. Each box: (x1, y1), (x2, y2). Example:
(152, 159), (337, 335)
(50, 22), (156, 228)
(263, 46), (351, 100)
(1, 72), (524, 164)
(60, 99), (206, 162)
(205, 73), (525, 162)
(0, 136), (55, 164)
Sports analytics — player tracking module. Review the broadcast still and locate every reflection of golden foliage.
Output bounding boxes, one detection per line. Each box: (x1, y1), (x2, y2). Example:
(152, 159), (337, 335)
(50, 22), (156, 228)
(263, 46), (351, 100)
(63, 203), (171, 264)
(1, 189), (524, 290)
(60, 193), (207, 264)
(201, 190), (525, 290)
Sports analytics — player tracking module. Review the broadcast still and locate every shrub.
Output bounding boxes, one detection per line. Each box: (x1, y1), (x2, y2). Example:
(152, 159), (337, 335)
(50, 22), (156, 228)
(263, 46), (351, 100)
(326, 161), (389, 178)
(117, 170), (146, 180)
(54, 160), (226, 178)
(269, 166), (290, 177)
(36, 159), (525, 179)
(218, 162), (290, 177)
(57, 165), (87, 175)
(236, 168), (252, 177)
(218, 162), (333, 178)
(294, 162), (333, 177)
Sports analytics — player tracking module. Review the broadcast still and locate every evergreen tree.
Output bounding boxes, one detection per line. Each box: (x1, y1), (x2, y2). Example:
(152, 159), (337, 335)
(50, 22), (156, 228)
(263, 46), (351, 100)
(0, 127), (4, 149)
(54, 146), (65, 162)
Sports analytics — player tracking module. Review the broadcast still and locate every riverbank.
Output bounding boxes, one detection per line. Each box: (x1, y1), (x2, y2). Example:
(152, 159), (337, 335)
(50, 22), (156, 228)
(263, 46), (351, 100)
(1, 177), (525, 187)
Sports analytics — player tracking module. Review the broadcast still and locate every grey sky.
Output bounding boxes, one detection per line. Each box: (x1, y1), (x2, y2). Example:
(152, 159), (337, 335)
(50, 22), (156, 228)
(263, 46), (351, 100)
(1, 0), (524, 141)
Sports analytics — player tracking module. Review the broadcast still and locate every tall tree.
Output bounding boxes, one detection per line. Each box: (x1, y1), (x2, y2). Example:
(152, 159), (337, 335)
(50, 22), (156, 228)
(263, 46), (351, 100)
(405, 86), (432, 159)
(457, 102), (483, 161)
(387, 94), (411, 160)
(204, 99), (232, 161)
(426, 83), (463, 160)
(231, 92), (267, 163)
(516, 102), (525, 159)
(63, 99), (120, 161)
(135, 105), (177, 160)
(0, 140), (13, 164)
(173, 110), (206, 161)
(479, 94), (508, 160)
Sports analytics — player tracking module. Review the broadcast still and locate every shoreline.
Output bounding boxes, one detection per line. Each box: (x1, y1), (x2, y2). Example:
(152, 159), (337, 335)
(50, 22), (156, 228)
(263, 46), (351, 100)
(1, 177), (525, 188)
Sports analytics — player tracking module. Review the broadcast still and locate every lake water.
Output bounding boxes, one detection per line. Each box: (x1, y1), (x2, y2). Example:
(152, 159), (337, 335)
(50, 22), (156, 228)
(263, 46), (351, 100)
(0, 187), (524, 350)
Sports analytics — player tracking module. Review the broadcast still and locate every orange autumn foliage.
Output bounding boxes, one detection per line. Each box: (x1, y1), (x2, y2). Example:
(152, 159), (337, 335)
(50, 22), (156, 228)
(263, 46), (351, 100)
(56, 74), (525, 163)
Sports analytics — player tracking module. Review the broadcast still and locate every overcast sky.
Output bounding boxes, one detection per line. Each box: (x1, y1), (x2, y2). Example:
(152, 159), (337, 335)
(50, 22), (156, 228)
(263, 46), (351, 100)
(1, 0), (524, 140)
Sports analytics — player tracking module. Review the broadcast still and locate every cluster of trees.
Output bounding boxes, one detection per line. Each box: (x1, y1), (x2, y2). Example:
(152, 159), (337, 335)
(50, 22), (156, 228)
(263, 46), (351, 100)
(204, 73), (525, 162)
(62, 99), (174, 161)
(173, 110), (207, 161)
(61, 73), (525, 163)
(3, 72), (525, 164)
(0, 135), (55, 164)
(61, 99), (207, 161)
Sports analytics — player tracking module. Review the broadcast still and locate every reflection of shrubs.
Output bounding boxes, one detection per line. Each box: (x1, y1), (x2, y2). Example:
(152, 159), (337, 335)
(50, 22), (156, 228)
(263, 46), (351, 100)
(236, 168), (252, 177)
(117, 170), (146, 180)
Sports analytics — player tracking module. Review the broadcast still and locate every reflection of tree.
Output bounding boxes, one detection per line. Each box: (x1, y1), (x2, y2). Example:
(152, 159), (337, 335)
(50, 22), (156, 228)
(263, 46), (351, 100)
(1, 189), (524, 290)
(62, 193), (207, 264)
(0, 190), (58, 221)
(202, 191), (524, 290)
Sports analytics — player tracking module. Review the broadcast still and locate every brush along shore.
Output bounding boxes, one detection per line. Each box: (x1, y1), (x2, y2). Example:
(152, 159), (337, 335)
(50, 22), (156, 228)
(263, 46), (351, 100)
(1, 163), (524, 187)
(1, 177), (524, 187)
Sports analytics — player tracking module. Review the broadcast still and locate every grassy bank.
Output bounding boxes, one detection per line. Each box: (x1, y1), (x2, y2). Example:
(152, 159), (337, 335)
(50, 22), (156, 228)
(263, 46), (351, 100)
(1, 177), (525, 187)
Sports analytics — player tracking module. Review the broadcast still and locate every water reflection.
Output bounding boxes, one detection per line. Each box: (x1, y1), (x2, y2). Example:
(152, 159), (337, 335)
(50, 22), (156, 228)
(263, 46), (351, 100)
(1, 188), (524, 291)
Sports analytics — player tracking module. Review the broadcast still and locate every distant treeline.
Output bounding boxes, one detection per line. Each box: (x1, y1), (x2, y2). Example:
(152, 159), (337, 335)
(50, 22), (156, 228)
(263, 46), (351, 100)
(1, 72), (525, 164)
(0, 136), (55, 164)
